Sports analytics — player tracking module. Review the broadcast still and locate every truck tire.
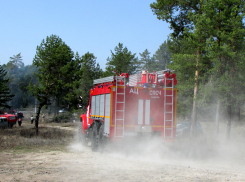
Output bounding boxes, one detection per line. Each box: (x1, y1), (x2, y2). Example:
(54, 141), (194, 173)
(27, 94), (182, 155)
(98, 123), (104, 152)
(78, 122), (87, 145)
(91, 122), (98, 151)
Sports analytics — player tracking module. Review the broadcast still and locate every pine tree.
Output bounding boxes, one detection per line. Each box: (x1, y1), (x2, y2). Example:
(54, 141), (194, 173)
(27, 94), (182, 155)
(29, 34), (81, 134)
(154, 40), (172, 70)
(195, 0), (245, 139)
(138, 49), (154, 72)
(151, 0), (245, 139)
(65, 52), (102, 111)
(104, 43), (138, 75)
(151, 0), (207, 132)
(0, 65), (14, 108)
(2, 62), (37, 109)
(9, 53), (24, 68)
(80, 52), (102, 107)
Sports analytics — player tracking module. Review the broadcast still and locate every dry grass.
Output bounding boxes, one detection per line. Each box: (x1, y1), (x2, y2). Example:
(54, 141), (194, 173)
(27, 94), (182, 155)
(0, 126), (74, 151)
(41, 122), (79, 128)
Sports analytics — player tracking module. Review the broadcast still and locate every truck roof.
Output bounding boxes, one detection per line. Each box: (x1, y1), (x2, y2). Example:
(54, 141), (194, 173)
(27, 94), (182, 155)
(0, 114), (15, 116)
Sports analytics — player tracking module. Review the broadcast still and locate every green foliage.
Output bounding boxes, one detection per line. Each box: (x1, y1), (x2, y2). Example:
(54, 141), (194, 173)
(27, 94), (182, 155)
(50, 113), (73, 123)
(2, 54), (36, 109)
(168, 53), (197, 118)
(104, 43), (138, 76)
(154, 40), (172, 70)
(137, 41), (172, 73)
(29, 34), (84, 133)
(0, 65), (14, 108)
(193, 0), (245, 119)
(9, 53), (24, 68)
(137, 49), (155, 72)
(18, 65), (38, 108)
(150, 0), (198, 37)
(77, 52), (102, 108)
(151, 0), (245, 121)
(30, 34), (80, 106)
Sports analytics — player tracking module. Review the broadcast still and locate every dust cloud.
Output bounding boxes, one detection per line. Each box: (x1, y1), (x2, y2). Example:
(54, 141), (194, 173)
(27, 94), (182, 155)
(68, 120), (245, 175)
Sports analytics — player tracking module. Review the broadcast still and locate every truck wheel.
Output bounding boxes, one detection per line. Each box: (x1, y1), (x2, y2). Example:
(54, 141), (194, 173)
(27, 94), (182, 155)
(91, 122), (98, 151)
(98, 123), (104, 152)
(78, 122), (87, 145)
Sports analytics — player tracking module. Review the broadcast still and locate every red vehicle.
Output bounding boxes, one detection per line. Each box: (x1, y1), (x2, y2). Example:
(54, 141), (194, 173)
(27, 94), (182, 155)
(0, 114), (17, 128)
(79, 70), (178, 151)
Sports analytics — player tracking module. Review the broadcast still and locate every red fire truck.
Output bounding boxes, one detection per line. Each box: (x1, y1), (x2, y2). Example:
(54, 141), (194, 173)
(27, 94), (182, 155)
(79, 70), (178, 151)
(0, 114), (17, 128)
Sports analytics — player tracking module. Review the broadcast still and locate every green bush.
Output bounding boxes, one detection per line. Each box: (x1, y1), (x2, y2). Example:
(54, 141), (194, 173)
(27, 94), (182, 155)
(50, 113), (72, 123)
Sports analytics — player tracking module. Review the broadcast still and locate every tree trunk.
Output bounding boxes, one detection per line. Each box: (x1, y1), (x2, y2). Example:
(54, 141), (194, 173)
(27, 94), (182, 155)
(55, 98), (57, 116)
(35, 101), (46, 135)
(226, 103), (232, 140)
(238, 105), (240, 121)
(226, 38), (235, 140)
(191, 49), (200, 138)
(215, 100), (220, 137)
(226, 80), (233, 141)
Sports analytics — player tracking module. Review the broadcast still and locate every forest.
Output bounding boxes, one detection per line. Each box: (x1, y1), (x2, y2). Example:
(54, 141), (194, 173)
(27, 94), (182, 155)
(0, 38), (170, 110)
(1, 0), (245, 137)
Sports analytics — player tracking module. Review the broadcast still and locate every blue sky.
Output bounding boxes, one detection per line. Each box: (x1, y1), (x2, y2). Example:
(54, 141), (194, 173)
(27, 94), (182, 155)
(0, 0), (171, 70)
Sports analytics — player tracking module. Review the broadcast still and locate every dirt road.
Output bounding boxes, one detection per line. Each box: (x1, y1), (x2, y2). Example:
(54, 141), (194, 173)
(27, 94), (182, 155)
(1, 121), (245, 182)
(1, 139), (245, 182)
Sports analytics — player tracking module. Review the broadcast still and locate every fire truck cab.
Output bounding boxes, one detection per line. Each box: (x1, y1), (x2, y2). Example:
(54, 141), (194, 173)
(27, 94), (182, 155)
(79, 70), (178, 151)
(0, 114), (17, 128)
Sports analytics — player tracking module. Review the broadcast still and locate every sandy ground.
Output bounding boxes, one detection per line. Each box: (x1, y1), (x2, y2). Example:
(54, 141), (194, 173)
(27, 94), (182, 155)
(1, 144), (245, 182)
(1, 121), (245, 182)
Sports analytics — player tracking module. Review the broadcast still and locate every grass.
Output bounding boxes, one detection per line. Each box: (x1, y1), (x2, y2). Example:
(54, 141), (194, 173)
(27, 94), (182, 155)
(41, 122), (79, 128)
(8, 144), (69, 154)
(0, 126), (74, 152)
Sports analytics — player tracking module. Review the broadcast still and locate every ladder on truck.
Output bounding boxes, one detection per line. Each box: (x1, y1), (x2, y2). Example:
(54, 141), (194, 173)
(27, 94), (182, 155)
(114, 76), (126, 138)
(164, 78), (174, 138)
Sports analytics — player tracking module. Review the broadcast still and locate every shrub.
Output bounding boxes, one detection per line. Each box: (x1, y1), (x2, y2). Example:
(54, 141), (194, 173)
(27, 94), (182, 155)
(50, 113), (72, 123)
